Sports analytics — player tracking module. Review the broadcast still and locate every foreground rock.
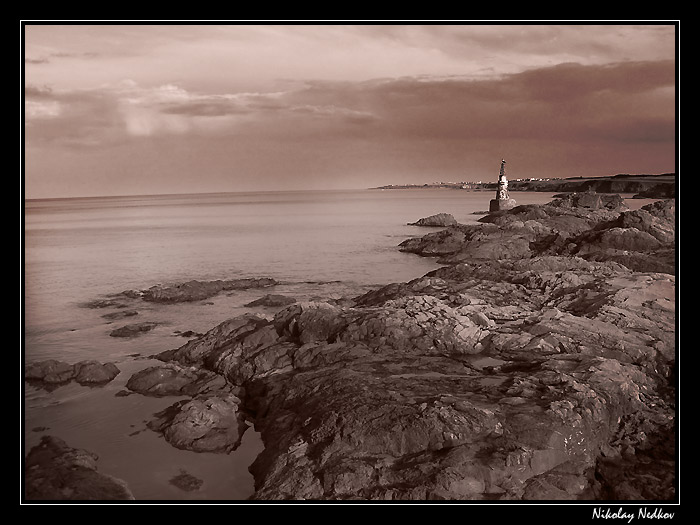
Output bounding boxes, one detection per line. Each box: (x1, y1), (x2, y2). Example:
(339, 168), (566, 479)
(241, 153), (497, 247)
(122, 195), (675, 500)
(25, 360), (120, 386)
(131, 273), (674, 499)
(24, 436), (134, 500)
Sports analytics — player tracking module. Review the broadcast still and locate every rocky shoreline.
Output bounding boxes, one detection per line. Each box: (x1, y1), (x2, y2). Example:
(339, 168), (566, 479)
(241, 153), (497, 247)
(24, 193), (677, 501)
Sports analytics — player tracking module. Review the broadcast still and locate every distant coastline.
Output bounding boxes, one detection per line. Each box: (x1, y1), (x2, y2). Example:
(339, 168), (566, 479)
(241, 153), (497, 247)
(371, 172), (676, 199)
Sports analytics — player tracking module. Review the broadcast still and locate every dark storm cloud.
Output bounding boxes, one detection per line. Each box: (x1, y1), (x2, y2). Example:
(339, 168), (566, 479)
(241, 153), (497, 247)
(24, 58), (675, 149)
(280, 59), (675, 146)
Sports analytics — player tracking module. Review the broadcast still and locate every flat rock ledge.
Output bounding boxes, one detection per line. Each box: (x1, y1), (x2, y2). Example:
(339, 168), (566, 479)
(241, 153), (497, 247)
(122, 195), (675, 501)
(82, 277), (279, 309)
(24, 436), (134, 501)
(140, 277), (278, 303)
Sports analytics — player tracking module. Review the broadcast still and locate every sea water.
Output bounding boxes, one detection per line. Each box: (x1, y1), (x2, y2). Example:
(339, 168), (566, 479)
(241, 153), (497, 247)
(22, 189), (654, 500)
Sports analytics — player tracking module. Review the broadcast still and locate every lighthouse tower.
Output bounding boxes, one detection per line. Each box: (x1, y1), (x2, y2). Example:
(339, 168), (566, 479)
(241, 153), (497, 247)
(489, 159), (517, 212)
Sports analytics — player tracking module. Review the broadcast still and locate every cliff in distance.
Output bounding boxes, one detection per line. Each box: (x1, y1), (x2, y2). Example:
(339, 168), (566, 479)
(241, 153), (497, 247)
(374, 173), (675, 200)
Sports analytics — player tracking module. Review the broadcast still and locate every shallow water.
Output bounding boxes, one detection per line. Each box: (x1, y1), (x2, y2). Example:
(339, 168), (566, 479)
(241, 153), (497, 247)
(22, 188), (658, 500)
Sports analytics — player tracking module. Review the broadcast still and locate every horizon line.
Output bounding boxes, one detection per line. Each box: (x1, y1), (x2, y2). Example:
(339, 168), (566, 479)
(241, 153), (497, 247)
(22, 171), (675, 202)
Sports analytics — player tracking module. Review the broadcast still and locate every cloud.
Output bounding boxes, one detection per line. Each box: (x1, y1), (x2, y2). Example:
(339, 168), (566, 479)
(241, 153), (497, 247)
(24, 51), (101, 65)
(23, 59), (675, 174)
(293, 59), (676, 146)
(25, 84), (53, 97)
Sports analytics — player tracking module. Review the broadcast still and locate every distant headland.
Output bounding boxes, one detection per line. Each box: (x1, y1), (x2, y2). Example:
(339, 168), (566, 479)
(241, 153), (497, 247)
(371, 172), (675, 199)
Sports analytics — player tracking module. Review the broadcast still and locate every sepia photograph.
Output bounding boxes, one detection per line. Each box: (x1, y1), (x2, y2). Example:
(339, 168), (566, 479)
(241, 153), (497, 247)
(21, 21), (678, 510)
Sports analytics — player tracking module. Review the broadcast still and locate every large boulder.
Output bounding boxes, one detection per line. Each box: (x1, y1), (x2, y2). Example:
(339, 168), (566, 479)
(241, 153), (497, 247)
(147, 393), (247, 453)
(72, 361), (120, 384)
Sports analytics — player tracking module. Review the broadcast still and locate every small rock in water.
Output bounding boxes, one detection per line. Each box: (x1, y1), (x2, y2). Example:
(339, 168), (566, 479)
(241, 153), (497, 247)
(408, 213), (458, 227)
(169, 469), (203, 492)
(109, 322), (158, 338)
(101, 310), (139, 321)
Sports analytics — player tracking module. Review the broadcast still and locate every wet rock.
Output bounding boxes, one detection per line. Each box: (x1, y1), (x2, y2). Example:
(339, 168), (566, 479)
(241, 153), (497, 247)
(73, 360), (121, 384)
(125, 363), (227, 397)
(80, 297), (130, 309)
(101, 310), (139, 321)
(24, 436), (134, 500)
(408, 213), (458, 227)
(25, 360), (120, 386)
(109, 322), (158, 338)
(169, 469), (203, 492)
(148, 393), (247, 453)
(25, 360), (76, 384)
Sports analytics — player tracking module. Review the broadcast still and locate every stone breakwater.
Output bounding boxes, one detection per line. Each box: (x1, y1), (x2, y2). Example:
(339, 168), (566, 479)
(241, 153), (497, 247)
(26, 194), (676, 501)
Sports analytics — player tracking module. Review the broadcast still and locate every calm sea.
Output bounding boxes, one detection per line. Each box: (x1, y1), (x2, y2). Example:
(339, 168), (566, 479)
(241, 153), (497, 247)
(23, 188), (651, 500)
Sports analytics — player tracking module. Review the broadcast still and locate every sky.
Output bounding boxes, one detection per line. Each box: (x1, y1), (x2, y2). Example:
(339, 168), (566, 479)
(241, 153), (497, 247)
(23, 23), (677, 199)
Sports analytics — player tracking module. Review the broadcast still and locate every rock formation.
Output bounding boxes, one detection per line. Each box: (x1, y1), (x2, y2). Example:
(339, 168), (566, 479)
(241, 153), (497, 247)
(118, 194), (675, 501)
